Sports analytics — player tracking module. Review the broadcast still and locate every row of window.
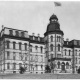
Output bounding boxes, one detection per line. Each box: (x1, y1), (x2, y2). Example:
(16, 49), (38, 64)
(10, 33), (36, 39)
(64, 49), (71, 56)
(50, 44), (61, 51)
(57, 62), (69, 69)
(50, 54), (62, 59)
(6, 41), (43, 53)
(29, 45), (43, 53)
(30, 55), (43, 62)
(50, 36), (62, 42)
(9, 30), (25, 37)
(6, 51), (43, 62)
(7, 51), (28, 60)
(6, 41), (27, 50)
(30, 64), (43, 71)
(64, 49), (80, 56)
(7, 63), (43, 70)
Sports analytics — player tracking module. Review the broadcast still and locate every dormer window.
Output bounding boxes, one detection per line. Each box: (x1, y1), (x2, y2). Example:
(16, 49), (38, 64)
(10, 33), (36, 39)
(15, 31), (19, 37)
(9, 30), (13, 36)
(35, 37), (38, 41)
(21, 32), (24, 37)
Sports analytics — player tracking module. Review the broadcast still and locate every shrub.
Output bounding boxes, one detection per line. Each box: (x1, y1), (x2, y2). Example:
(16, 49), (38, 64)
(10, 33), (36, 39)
(77, 67), (80, 74)
(19, 66), (26, 74)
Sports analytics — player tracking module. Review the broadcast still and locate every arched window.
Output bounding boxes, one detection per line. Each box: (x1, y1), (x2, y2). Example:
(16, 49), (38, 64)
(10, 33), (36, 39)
(30, 45), (32, 52)
(19, 42), (22, 50)
(13, 41), (16, 49)
(50, 36), (53, 42)
(50, 44), (53, 51)
(57, 62), (60, 69)
(24, 43), (27, 50)
(40, 46), (43, 53)
(66, 62), (69, 69)
(58, 44), (60, 51)
(57, 36), (59, 42)
(69, 50), (71, 56)
(59, 36), (61, 42)
(35, 46), (38, 51)
(64, 49), (67, 55)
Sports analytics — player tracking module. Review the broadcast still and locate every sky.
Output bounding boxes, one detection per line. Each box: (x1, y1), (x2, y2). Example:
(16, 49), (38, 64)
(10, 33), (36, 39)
(0, 1), (80, 41)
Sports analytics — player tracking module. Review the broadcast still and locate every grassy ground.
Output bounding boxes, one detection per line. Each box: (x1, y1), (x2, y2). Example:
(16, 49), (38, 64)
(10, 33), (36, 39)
(0, 73), (80, 79)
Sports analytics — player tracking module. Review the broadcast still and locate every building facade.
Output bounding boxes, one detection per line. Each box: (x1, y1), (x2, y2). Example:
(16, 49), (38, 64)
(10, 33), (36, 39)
(0, 14), (80, 74)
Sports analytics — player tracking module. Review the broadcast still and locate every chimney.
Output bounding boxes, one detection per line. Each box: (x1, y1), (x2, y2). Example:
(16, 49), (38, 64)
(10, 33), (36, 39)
(66, 38), (69, 45)
(66, 38), (69, 41)
(32, 33), (35, 36)
(2, 25), (4, 29)
(38, 33), (40, 37)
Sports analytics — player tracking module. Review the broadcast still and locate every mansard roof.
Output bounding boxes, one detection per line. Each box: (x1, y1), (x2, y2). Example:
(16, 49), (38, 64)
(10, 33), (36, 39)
(44, 14), (64, 36)
(63, 39), (80, 48)
(29, 35), (44, 44)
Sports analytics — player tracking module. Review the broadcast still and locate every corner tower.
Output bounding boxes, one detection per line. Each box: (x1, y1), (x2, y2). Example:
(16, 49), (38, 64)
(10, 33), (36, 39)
(44, 14), (64, 73)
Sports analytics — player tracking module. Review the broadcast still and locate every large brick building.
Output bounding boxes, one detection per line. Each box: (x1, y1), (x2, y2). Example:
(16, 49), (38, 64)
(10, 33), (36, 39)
(0, 14), (80, 74)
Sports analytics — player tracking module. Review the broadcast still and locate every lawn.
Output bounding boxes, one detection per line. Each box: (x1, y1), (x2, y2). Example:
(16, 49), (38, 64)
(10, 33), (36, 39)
(0, 73), (80, 79)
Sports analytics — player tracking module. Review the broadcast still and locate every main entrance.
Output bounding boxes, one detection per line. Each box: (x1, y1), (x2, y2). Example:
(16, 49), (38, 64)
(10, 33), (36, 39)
(61, 62), (65, 71)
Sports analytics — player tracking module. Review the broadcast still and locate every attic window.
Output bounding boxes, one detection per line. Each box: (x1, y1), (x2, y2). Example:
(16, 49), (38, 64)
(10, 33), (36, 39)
(9, 30), (13, 36)
(21, 32), (24, 37)
(15, 31), (19, 36)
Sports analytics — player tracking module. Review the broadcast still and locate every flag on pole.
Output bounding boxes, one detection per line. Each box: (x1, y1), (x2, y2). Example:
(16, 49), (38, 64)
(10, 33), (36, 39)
(54, 2), (61, 6)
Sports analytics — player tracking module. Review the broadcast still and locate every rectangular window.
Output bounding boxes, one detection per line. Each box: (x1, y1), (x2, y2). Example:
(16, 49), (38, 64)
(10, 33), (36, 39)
(31, 64), (33, 71)
(35, 46), (38, 52)
(19, 63), (22, 68)
(51, 54), (53, 59)
(13, 42), (16, 49)
(75, 50), (77, 56)
(79, 53), (80, 56)
(57, 54), (61, 58)
(19, 53), (21, 60)
(7, 63), (10, 69)
(69, 50), (71, 56)
(30, 45), (32, 52)
(6, 41), (10, 49)
(75, 58), (77, 64)
(25, 53), (27, 60)
(41, 65), (43, 70)
(41, 47), (43, 53)
(19, 42), (22, 50)
(35, 65), (38, 71)
(13, 63), (16, 70)
(24, 43), (27, 50)
(25, 57), (27, 61)
(41, 55), (43, 62)
(65, 49), (66, 55)
(79, 60), (80, 64)
(13, 52), (16, 60)
(7, 51), (10, 59)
